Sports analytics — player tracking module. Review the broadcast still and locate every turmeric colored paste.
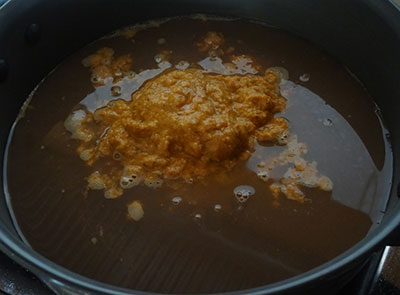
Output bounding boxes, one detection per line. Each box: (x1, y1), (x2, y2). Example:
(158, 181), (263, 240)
(65, 60), (288, 198)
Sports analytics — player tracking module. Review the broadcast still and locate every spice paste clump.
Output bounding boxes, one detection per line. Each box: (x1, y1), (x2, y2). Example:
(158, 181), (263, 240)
(65, 65), (288, 198)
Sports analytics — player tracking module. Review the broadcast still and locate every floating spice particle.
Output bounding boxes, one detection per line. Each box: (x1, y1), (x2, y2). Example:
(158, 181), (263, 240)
(128, 201), (144, 221)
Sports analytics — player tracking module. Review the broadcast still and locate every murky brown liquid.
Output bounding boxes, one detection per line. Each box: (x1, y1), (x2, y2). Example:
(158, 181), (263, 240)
(5, 18), (392, 293)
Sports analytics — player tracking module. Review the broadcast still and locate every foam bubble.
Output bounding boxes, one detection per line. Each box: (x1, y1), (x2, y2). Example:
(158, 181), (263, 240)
(299, 73), (310, 82)
(214, 204), (222, 212)
(172, 196), (182, 205)
(154, 54), (163, 63)
(322, 118), (333, 127)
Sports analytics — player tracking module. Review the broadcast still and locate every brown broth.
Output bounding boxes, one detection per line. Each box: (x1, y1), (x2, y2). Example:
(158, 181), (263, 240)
(5, 17), (392, 293)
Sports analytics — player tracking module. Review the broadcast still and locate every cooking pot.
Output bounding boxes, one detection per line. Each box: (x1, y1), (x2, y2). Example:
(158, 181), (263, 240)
(0, 0), (400, 294)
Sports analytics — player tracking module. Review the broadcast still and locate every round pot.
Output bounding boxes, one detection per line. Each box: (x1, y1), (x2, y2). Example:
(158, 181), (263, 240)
(0, 0), (399, 294)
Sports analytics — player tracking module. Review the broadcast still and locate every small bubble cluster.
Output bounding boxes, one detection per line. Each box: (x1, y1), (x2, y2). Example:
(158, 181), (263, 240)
(233, 185), (255, 203)
(214, 204), (222, 212)
(120, 174), (141, 189)
(276, 130), (290, 145)
(257, 170), (269, 182)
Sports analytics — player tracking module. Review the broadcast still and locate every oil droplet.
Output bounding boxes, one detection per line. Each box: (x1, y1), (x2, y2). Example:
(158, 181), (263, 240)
(172, 196), (182, 205)
(233, 185), (255, 203)
(299, 73), (310, 82)
(214, 204), (222, 212)
(111, 86), (122, 97)
(323, 118), (333, 127)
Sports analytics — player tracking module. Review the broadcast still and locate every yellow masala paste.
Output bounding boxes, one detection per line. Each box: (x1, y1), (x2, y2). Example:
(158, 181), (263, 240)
(65, 62), (288, 198)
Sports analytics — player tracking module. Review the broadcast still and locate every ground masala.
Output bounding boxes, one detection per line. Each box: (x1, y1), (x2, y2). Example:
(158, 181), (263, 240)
(65, 65), (288, 198)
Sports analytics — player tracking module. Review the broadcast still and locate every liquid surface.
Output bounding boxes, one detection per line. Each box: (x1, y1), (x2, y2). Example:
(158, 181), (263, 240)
(5, 17), (392, 293)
